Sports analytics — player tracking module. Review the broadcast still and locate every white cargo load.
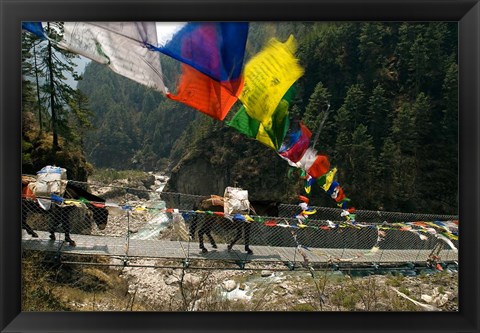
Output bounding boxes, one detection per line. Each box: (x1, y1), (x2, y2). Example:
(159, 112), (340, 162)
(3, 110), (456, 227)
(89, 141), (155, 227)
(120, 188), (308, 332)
(223, 187), (250, 214)
(34, 165), (68, 197)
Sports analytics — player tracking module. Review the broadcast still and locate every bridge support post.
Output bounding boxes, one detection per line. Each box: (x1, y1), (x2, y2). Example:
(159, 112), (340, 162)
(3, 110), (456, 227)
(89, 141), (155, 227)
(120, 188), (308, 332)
(285, 262), (295, 271)
(234, 260), (245, 269)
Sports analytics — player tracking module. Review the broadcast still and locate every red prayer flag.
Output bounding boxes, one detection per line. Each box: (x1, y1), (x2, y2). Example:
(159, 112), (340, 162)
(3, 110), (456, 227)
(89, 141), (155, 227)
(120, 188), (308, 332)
(334, 187), (346, 202)
(279, 123), (312, 163)
(307, 155), (330, 178)
(91, 202), (106, 208)
(299, 195), (309, 203)
(167, 64), (243, 121)
(264, 220), (278, 227)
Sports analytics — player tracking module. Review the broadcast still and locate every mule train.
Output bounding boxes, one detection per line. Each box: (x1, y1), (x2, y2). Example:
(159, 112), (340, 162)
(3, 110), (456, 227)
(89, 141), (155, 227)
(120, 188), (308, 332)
(189, 195), (279, 254)
(22, 176), (109, 246)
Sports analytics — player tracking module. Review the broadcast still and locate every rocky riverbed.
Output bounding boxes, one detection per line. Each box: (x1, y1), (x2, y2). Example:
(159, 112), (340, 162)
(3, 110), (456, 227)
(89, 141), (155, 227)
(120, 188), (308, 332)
(101, 257), (458, 312)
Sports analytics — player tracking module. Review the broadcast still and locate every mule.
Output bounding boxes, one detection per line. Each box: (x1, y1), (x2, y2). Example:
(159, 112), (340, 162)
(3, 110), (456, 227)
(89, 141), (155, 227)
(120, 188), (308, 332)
(22, 179), (109, 246)
(189, 196), (279, 255)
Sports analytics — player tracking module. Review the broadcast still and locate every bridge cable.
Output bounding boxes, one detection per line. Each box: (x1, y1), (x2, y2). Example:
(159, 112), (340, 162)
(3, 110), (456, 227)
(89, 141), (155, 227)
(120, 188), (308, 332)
(311, 102), (331, 150)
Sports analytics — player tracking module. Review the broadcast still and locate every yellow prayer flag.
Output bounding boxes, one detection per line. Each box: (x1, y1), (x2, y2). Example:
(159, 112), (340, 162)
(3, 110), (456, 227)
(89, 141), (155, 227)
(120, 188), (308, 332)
(245, 215), (255, 222)
(322, 167), (338, 191)
(64, 200), (84, 207)
(239, 35), (304, 127)
(255, 124), (276, 149)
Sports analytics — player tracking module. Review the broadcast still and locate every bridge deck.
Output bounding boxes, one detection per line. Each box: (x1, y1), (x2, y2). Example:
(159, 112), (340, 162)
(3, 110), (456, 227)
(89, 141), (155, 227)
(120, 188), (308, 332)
(22, 231), (458, 265)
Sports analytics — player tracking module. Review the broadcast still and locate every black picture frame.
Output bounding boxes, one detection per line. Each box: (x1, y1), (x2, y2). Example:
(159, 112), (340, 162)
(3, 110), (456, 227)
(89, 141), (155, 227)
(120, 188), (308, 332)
(1, 0), (479, 332)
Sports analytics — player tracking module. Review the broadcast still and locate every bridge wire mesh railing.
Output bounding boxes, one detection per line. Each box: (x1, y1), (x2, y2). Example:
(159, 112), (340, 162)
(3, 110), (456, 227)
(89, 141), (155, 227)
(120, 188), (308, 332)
(21, 179), (459, 270)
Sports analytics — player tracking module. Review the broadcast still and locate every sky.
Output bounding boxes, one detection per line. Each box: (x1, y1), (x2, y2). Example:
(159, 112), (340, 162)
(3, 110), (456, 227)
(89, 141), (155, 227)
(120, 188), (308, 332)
(155, 22), (184, 45)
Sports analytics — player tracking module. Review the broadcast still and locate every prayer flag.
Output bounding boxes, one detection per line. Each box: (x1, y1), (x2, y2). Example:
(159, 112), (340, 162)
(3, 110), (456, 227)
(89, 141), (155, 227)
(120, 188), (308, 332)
(295, 147), (330, 179)
(154, 22), (248, 93)
(239, 35), (304, 127)
(278, 122), (312, 163)
(90, 22), (158, 45)
(227, 94), (291, 149)
(167, 64), (243, 120)
(227, 106), (261, 138)
(22, 22), (46, 39)
(58, 22), (167, 93)
(307, 155), (330, 178)
(321, 168), (337, 191)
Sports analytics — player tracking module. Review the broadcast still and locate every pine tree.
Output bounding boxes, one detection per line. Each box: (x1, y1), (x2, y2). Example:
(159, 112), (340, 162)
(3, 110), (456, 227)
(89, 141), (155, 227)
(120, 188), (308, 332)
(338, 84), (367, 130)
(390, 101), (419, 211)
(358, 23), (394, 88)
(348, 124), (377, 207)
(377, 137), (396, 210)
(433, 62), (458, 214)
(67, 89), (94, 145)
(23, 22), (87, 151)
(367, 84), (392, 153)
(22, 32), (45, 132)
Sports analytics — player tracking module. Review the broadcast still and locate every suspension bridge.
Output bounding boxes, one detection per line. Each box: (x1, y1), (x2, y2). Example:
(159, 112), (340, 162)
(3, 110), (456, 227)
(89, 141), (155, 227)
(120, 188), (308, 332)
(21, 181), (459, 271)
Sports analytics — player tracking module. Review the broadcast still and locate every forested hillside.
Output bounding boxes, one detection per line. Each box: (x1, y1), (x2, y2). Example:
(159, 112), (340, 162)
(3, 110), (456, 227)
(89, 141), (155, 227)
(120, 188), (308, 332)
(167, 22), (458, 214)
(30, 21), (457, 215)
(77, 57), (197, 171)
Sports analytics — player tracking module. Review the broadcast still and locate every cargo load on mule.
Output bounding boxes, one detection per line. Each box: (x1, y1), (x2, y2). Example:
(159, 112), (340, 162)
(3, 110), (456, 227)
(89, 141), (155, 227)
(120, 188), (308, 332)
(189, 187), (279, 254)
(22, 166), (109, 246)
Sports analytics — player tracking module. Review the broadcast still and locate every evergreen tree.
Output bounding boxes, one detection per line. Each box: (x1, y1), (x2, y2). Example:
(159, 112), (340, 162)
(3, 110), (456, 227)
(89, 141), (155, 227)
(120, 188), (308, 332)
(358, 23), (394, 88)
(22, 23), (94, 180)
(337, 84), (367, 131)
(433, 62), (458, 214)
(333, 106), (352, 183)
(377, 137), (396, 210)
(348, 124), (377, 207)
(67, 89), (94, 145)
(367, 84), (392, 153)
(24, 23), (87, 151)
(22, 32), (46, 133)
(390, 101), (419, 211)
(441, 63), (458, 141)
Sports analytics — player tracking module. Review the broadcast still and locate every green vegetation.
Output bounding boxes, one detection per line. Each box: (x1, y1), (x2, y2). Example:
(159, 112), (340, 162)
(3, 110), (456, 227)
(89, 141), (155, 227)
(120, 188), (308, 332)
(22, 251), (458, 312)
(22, 252), (71, 311)
(22, 22), (458, 213)
(22, 251), (151, 311)
(22, 24), (94, 180)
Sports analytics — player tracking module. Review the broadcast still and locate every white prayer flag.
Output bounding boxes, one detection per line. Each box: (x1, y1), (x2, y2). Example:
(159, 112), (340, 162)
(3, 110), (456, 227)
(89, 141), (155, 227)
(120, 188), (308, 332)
(58, 22), (167, 93)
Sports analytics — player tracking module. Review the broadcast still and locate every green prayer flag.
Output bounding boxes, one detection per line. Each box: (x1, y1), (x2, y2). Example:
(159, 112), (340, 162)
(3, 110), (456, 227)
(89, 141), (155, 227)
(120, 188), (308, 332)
(226, 106), (260, 138)
(316, 174), (327, 187)
(265, 99), (290, 149)
(228, 84), (296, 149)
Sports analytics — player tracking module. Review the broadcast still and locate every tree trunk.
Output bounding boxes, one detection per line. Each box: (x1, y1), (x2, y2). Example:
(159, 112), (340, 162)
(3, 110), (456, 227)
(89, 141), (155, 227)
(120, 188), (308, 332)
(33, 44), (43, 133)
(46, 35), (58, 151)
